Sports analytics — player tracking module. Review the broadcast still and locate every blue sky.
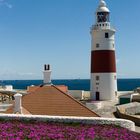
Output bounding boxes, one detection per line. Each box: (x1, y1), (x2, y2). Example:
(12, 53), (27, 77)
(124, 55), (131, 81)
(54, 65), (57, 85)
(0, 0), (139, 80)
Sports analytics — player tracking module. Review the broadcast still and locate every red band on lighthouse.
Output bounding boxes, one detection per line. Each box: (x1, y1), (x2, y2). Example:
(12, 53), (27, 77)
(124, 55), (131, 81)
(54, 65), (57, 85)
(91, 50), (116, 73)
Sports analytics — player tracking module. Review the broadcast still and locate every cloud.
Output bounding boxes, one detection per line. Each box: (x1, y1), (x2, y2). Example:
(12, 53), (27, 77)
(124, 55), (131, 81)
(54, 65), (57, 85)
(17, 72), (36, 76)
(5, 2), (12, 8)
(0, 0), (13, 8)
(0, 71), (38, 80)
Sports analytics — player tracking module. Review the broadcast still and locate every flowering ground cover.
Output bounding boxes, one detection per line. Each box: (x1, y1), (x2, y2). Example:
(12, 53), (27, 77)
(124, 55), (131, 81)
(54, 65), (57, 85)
(0, 119), (139, 140)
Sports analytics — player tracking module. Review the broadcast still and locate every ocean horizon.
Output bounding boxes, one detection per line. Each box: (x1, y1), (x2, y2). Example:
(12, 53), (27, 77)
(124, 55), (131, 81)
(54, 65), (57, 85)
(1, 79), (140, 91)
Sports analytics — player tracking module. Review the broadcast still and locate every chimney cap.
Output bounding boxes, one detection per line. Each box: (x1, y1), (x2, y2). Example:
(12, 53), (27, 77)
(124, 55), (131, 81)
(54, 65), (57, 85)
(44, 64), (50, 71)
(14, 93), (22, 97)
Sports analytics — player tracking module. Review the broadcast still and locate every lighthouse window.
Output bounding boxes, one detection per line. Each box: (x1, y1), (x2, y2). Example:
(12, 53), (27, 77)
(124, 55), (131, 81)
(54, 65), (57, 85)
(96, 76), (100, 81)
(97, 12), (110, 23)
(96, 43), (100, 48)
(96, 83), (99, 85)
(105, 32), (109, 38)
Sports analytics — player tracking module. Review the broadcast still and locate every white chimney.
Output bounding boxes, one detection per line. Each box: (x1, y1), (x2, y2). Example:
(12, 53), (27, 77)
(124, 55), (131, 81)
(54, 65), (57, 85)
(43, 64), (52, 84)
(14, 93), (22, 114)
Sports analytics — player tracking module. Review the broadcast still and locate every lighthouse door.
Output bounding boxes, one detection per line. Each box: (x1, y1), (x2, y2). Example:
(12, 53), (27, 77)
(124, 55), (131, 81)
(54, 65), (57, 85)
(96, 92), (100, 101)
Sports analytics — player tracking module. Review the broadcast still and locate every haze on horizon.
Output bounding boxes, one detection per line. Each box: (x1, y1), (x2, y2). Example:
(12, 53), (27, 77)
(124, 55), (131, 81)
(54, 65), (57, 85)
(0, 0), (140, 80)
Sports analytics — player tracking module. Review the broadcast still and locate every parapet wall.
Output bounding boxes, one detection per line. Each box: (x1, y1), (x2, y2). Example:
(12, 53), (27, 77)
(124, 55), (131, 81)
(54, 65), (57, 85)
(68, 90), (90, 100)
(0, 114), (135, 131)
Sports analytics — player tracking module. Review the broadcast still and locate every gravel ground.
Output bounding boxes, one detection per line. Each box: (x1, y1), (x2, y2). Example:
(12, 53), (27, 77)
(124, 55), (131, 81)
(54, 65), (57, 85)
(94, 106), (116, 118)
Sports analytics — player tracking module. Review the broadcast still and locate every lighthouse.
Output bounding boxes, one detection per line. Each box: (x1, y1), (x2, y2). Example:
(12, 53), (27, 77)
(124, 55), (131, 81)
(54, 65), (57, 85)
(90, 0), (117, 101)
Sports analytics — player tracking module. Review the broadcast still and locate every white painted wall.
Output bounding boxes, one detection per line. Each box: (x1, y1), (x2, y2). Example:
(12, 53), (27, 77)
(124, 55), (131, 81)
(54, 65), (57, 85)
(91, 29), (115, 51)
(82, 91), (91, 100)
(68, 90), (90, 100)
(68, 90), (82, 99)
(2, 85), (13, 91)
(90, 73), (117, 100)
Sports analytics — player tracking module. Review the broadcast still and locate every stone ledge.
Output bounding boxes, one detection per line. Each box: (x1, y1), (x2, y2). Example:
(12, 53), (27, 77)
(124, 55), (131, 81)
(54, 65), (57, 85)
(116, 106), (140, 126)
(0, 114), (135, 131)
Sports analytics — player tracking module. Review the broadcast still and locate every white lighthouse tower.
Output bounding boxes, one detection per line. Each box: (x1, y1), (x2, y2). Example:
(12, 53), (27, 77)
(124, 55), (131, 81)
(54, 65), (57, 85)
(90, 0), (117, 101)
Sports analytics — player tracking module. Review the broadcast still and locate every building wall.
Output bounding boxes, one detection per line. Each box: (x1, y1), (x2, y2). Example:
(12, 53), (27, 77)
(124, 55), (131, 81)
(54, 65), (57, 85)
(68, 90), (90, 100)
(68, 90), (82, 99)
(91, 29), (115, 51)
(91, 73), (117, 100)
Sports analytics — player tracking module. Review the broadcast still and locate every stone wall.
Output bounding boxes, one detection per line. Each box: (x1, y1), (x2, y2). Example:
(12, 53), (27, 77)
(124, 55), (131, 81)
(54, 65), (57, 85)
(125, 106), (140, 115)
(0, 114), (135, 131)
(116, 107), (140, 126)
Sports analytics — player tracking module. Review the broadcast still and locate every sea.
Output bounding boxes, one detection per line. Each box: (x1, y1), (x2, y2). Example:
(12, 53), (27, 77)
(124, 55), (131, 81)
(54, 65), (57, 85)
(1, 79), (140, 91)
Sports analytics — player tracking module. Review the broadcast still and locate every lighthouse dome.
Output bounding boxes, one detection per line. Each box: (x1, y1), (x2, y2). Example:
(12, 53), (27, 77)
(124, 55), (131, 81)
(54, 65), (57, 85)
(100, 0), (106, 7)
(96, 0), (110, 13)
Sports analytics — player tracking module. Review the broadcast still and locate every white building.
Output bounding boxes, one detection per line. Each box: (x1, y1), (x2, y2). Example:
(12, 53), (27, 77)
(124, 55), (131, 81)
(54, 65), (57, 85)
(90, 0), (117, 101)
